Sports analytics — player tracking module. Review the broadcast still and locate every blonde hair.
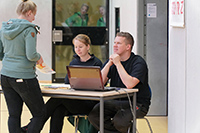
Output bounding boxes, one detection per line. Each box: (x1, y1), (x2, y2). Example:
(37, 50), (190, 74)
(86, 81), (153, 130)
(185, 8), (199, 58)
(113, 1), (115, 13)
(16, 0), (37, 15)
(72, 34), (91, 46)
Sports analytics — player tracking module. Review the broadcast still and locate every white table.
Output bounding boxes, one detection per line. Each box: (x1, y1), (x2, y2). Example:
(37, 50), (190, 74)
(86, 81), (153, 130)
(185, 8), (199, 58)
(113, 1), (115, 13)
(40, 83), (138, 133)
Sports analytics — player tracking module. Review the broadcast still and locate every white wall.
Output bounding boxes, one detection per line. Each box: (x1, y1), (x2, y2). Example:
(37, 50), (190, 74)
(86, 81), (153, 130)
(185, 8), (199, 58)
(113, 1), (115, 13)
(169, 0), (200, 132)
(0, 0), (52, 81)
(109, 0), (138, 55)
(120, 0), (138, 54)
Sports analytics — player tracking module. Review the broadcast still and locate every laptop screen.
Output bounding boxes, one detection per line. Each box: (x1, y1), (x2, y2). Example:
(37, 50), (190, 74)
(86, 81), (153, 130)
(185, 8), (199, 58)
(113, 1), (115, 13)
(66, 65), (105, 90)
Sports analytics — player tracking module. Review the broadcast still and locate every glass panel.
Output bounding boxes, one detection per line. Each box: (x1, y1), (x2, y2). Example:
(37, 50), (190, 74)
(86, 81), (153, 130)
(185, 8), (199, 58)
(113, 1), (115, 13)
(55, 0), (107, 27)
(52, 0), (108, 82)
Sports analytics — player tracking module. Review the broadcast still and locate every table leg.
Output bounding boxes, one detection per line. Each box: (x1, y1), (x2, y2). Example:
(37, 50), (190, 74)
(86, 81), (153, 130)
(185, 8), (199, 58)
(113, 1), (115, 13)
(132, 92), (136, 133)
(100, 97), (104, 133)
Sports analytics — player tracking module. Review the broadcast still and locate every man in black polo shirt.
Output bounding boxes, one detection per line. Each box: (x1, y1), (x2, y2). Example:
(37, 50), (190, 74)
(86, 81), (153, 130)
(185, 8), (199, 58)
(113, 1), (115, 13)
(88, 32), (151, 133)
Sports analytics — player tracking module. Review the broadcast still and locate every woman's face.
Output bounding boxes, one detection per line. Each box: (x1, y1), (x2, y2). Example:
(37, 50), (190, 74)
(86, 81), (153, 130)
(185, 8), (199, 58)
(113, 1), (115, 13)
(74, 39), (90, 57)
(26, 8), (37, 22)
(81, 6), (88, 15)
(99, 7), (105, 16)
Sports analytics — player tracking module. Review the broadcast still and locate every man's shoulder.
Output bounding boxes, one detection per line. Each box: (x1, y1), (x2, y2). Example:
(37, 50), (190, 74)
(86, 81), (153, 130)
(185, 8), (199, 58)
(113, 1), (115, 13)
(130, 53), (144, 61)
(129, 53), (147, 66)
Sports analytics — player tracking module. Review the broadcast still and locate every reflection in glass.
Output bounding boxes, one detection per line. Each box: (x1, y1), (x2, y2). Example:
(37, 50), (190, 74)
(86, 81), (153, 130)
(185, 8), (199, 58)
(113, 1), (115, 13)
(55, 0), (107, 27)
(65, 3), (89, 26)
(97, 6), (106, 27)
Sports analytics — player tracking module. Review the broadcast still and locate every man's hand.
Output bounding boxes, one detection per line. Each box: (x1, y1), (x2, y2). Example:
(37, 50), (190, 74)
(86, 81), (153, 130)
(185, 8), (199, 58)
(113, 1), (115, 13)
(109, 54), (120, 66)
(109, 53), (139, 89)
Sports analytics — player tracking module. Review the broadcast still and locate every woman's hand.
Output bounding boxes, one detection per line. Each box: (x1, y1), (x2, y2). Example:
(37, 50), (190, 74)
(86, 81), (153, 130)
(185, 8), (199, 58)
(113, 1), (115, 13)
(37, 56), (43, 65)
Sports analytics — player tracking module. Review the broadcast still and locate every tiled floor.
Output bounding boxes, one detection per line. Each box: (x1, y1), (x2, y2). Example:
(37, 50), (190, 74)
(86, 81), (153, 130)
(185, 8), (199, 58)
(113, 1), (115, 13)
(1, 94), (167, 133)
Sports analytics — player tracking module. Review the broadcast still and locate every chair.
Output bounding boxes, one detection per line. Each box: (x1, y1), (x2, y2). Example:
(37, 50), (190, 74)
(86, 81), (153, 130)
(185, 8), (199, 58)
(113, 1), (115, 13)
(137, 85), (153, 133)
(74, 115), (87, 133)
(127, 116), (153, 133)
(128, 85), (153, 133)
(137, 117), (153, 133)
(67, 115), (98, 133)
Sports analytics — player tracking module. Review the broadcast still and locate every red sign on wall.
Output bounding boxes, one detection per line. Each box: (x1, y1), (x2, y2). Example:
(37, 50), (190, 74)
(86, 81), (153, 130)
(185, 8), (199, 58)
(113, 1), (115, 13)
(170, 0), (184, 27)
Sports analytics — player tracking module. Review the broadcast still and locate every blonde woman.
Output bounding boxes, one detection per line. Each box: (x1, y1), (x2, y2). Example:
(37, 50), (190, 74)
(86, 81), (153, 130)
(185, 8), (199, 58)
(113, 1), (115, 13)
(50, 34), (102, 132)
(64, 34), (103, 83)
(0, 0), (45, 133)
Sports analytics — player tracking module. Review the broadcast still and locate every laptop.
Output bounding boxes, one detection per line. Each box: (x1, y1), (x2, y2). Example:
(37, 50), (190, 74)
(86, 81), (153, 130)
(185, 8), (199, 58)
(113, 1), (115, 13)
(66, 65), (116, 91)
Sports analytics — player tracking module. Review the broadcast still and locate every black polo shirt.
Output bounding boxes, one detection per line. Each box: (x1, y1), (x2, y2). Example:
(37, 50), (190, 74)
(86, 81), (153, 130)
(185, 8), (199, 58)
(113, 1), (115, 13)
(106, 52), (151, 109)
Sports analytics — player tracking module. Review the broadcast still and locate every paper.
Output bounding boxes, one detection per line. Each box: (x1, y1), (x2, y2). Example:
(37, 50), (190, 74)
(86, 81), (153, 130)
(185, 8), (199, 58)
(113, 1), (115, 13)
(40, 83), (71, 90)
(147, 3), (157, 18)
(36, 63), (56, 74)
(170, 0), (185, 27)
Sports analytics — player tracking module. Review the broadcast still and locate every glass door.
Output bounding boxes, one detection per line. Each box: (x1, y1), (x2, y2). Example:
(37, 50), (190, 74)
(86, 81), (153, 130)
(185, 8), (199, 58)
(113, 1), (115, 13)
(52, 0), (109, 83)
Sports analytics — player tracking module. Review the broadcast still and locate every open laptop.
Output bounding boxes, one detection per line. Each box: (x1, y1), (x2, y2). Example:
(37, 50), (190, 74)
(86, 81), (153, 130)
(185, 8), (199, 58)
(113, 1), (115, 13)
(66, 65), (116, 91)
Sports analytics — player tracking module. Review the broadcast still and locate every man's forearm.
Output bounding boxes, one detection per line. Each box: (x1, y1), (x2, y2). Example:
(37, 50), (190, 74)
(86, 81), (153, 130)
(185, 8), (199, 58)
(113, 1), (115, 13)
(101, 61), (112, 84)
(115, 62), (139, 89)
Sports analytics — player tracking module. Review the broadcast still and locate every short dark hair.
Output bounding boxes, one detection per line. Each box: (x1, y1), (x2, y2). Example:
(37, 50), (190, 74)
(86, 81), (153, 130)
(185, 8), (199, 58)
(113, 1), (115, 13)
(116, 32), (134, 50)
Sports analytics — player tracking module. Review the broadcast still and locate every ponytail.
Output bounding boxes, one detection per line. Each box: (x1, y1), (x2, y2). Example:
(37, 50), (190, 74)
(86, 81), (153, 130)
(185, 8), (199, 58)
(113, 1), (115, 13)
(16, 0), (37, 15)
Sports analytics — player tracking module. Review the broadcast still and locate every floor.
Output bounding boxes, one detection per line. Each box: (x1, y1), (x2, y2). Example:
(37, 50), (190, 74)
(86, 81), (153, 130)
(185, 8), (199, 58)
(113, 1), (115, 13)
(0, 95), (168, 133)
(62, 116), (168, 133)
(136, 116), (168, 133)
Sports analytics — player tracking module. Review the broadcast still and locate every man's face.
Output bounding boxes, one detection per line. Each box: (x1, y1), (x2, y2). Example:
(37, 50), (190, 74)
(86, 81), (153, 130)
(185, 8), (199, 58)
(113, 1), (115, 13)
(113, 36), (128, 55)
